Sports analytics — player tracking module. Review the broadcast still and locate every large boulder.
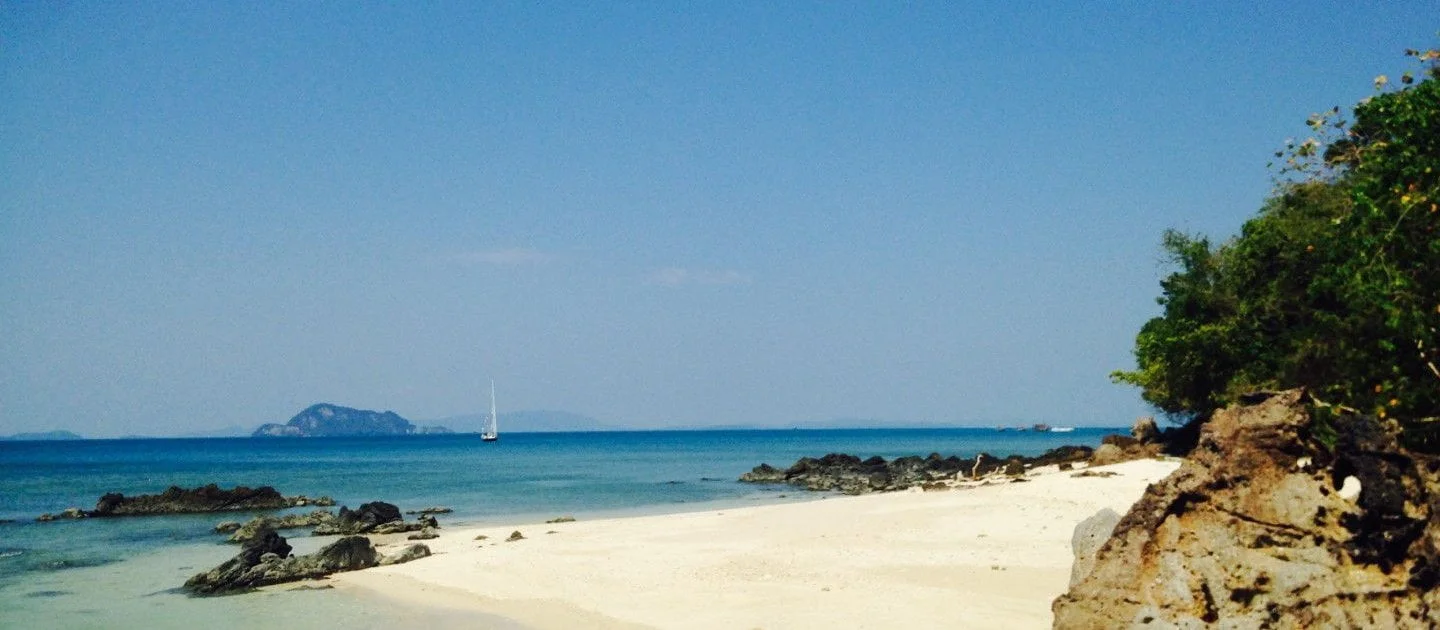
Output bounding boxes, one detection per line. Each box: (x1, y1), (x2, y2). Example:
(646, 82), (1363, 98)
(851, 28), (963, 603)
(1089, 434), (1163, 466)
(1053, 389), (1440, 628)
(1068, 508), (1121, 588)
(1130, 416), (1161, 443)
(301, 535), (381, 572)
(380, 543), (432, 566)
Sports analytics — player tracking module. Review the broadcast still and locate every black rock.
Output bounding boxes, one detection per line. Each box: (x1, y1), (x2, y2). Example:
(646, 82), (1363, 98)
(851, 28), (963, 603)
(90, 485), (293, 517)
(183, 529), (379, 596)
(183, 526), (293, 595)
(740, 444), (1098, 494)
(738, 463), (785, 483)
(313, 502), (402, 535)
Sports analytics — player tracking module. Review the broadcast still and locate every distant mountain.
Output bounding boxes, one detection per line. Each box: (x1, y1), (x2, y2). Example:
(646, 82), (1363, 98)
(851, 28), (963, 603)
(253, 403), (451, 437)
(3, 430), (84, 441)
(429, 409), (618, 433)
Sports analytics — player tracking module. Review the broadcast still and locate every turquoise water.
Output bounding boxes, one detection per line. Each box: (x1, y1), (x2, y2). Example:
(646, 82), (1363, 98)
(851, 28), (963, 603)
(0, 428), (1114, 627)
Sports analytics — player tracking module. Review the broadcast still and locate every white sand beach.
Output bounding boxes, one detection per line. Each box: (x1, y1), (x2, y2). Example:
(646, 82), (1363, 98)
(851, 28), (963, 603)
(333, 458), (1180, 630)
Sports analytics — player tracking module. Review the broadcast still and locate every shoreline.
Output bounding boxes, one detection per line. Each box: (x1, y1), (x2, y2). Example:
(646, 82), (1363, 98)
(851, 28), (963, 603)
(331, 458), (1181, 629)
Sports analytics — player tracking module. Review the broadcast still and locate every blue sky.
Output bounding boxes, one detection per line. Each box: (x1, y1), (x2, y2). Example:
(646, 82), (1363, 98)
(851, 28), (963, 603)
(2, 3), (1435, 436)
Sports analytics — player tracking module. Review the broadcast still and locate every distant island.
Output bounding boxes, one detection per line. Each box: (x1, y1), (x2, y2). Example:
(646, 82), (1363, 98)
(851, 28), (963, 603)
(2, 430), (84, 441)
(253, 403), (452, 437)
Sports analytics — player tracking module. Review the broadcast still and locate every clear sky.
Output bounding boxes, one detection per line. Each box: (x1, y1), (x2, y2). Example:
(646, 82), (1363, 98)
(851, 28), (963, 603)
(1, 3), (1435, 437)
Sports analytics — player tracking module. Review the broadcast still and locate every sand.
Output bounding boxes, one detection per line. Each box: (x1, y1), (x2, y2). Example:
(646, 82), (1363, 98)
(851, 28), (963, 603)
(332, 458), (1181, 630)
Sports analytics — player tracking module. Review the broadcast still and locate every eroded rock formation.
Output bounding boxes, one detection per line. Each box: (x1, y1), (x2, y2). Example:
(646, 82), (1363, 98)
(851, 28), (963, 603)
(1053, 389), (1439, 628)
(184, 527), (381, 595)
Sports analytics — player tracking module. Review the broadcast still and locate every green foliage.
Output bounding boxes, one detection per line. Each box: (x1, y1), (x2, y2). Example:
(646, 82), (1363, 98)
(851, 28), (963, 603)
(1114, 49), (1440, 451)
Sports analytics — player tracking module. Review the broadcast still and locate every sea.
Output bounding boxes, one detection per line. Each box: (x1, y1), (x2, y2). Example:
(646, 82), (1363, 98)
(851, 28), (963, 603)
(0, 428), (1116, 629)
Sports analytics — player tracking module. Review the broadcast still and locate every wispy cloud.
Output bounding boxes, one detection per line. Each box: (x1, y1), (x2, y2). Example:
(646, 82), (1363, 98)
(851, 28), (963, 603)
(452, 248), (553, 266)
(647, 267), (750, 287)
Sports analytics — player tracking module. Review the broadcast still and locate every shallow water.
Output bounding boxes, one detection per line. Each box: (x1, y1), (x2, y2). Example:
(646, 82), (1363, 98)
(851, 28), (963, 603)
(0, 428), (1114, 627)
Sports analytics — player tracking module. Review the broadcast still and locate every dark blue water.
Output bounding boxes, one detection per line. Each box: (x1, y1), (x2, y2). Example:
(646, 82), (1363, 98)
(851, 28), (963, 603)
(0, 428), (1114, 588)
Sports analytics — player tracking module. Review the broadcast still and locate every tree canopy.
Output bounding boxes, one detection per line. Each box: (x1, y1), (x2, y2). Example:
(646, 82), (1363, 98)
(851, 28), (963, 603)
(1112, 49), (1440, 451)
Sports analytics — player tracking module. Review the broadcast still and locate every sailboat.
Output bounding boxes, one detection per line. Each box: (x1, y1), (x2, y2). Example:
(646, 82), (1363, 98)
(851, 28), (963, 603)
(482, 379), (499, 442)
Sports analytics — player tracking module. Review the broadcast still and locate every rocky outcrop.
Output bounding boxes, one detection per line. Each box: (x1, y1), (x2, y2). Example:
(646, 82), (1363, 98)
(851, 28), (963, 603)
(226, 510), (337, 543)
(311, 502), (434, 536)
(1130, 416), (1161, 443)
(184, 527), (381, 595)
(1089, 417), (1170, 466)
(1053, 389), (1440, 628)
(740, 447), (1095, 495)
(89, 485), (307, 517)
(253, 403), (449, 437)
(71, 489), (331, 525)
(183, 526), (292, 594)
(289, 494), (336, 507)
(313, 502), (399, 534)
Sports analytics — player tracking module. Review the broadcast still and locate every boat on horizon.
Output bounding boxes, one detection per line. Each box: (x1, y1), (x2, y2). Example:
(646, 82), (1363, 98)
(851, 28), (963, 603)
(482, 380), (499, 442)
(1050, 426), (1076, 433)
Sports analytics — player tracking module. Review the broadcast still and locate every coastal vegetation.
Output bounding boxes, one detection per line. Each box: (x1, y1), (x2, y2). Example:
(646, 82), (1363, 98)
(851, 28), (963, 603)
(1112, 48), (1440, 451)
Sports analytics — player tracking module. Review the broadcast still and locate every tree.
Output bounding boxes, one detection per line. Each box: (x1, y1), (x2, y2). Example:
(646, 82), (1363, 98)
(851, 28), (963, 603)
(1113, 49), (1440, 451)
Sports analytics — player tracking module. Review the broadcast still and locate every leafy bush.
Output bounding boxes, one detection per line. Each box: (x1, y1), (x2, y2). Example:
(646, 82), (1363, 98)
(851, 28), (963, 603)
(1113, 49), (1440, 451)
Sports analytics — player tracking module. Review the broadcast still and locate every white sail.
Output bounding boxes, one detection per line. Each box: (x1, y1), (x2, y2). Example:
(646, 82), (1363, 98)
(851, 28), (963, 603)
(482, 379), (499, 441)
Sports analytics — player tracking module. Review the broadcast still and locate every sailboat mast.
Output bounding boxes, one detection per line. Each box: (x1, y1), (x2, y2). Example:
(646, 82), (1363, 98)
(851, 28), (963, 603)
(490, 379), (497, 433)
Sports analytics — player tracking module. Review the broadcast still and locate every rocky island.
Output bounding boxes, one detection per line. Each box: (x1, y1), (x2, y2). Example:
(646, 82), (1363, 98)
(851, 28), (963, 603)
(252, 403), (451, 437)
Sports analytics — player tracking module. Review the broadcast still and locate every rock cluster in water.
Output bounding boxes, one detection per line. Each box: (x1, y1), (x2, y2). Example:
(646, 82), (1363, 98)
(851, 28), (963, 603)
(183, 526), (431, 595)
(1053, 389), (1440, 628)
(311, 501), (438, 536)
(36, 485), (334, 521)
(739, 447), (1095, 495)
(210, 501), (442, 545)
(217, 509), (339, 543)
